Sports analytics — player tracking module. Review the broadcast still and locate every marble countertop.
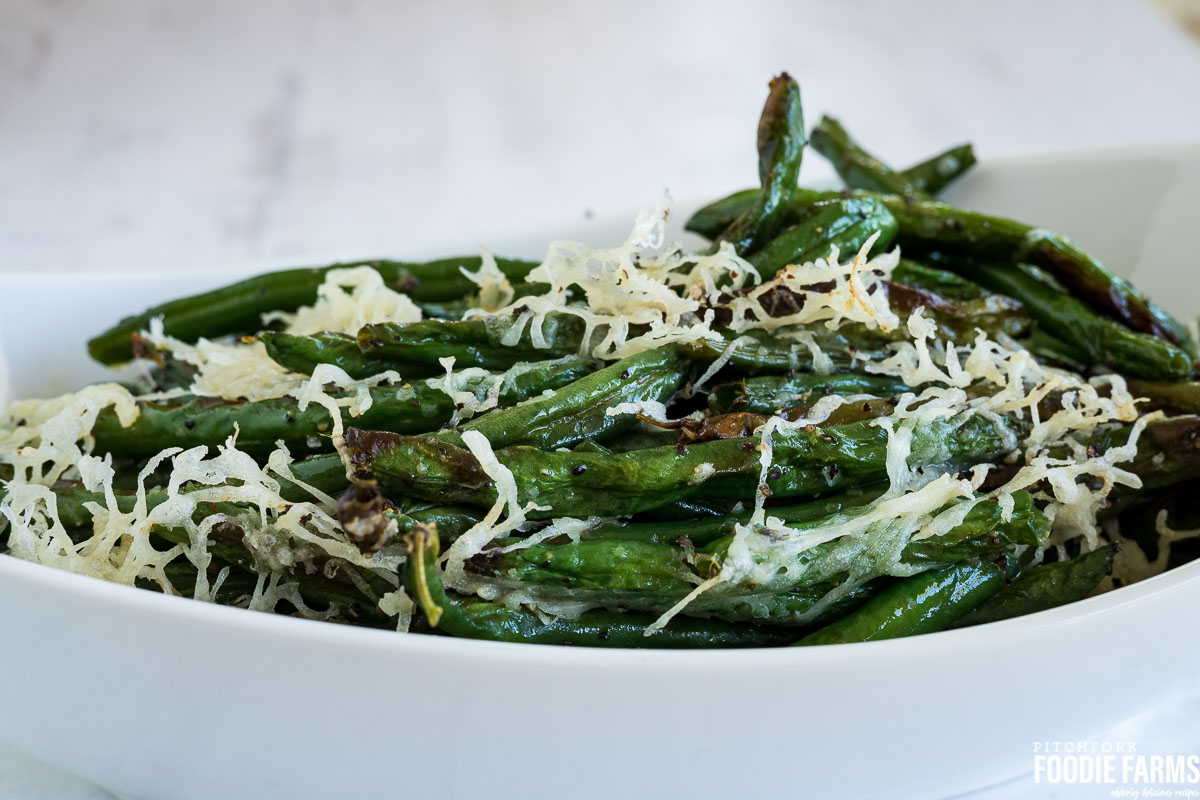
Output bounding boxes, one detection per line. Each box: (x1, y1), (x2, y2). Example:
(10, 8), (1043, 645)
(2, 0), (1200, 797)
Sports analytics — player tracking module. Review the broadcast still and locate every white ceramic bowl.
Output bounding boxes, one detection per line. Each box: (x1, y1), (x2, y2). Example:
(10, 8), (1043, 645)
(2, 144), (1200, 800)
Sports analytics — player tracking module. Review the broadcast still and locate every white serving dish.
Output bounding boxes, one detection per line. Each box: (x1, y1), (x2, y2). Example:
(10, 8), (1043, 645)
(2, 144), (1200, 800)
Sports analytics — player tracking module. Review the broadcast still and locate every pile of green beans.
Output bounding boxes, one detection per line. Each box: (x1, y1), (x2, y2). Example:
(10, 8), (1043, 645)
(7, 72), (1198, 649)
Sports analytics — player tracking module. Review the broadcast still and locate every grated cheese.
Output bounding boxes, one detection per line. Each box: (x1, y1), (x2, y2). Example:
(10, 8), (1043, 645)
(440, 430), (546, 593)
(460, 248), (515, 312)
(473, 193), (761, 360)
(723, 233), (900, 335)
(265, 265), (423, 335)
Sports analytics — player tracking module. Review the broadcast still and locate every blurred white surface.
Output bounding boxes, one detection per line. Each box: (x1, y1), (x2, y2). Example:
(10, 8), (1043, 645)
(5, 0), (1200, 275)
(1, 0), (1199, 797)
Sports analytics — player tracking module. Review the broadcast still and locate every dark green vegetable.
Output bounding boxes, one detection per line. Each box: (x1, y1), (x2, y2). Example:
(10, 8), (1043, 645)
(466, 493), (1045, 624)
(1119, 416), (1200, 492)
(810, 116), (976, 199)
(278, 452), (350, 500)
(347, 413), (1024, 518)
(91, 357), (594, 457)
(47, 477), (479, 550)
(952, 544), (1117, 628)
(686, 187), (1194, 353)
(357, 314), (587, 372)
(1126, 379), (1200, 416)
(433, 348), (688, 451)
(716, 73), (806, 255)
(1024, 328), (1091, 371)
(843, 190), (1195, 353)
(140, 559), (263, 608)
(708, 373), (910, 415)
(404, 525), (794, 648)
(679, 325), (894, 374)
(810, 115), (931, 199)
(891, 259), (989, 300)
(588, 486), (887, 546)
(747, 195), (897, 276)
(603, 424), (682, 453)
(941, 260), (1191, 380)
(794, 552), (1020, 645)
(884, 278), (1033, 342)
(261, 331), (418, 379)
(88, 255), (538, 365)
(900, 143), (977, 196)
(1099, 416), (1200, 515)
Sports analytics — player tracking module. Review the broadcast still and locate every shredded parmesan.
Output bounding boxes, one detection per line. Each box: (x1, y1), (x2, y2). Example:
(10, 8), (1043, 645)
(471, 193), (761, 360)
(265, 265), (423, 334)
(461, 248), (515, 312)
(440, 430), (545, 592)
(725, 233), (899, 335)
(3, 430), (402, 618)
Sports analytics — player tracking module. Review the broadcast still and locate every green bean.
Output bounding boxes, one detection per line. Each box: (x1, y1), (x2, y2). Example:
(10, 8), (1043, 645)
(685, 187), (1194, 352)
(633, 497), (743, 521)
(747, 195), (897, 276)
(87, 255), (539, 365)
(466, 492), (1044, 624)
(941, 260), (1190, 380)
(952, 544), (1117, 628)
(678, 325), (895, 374)
(708, 373), (910, 415)
(261, 331), (420, 379)
(91, 357), (594, 457)
(900, 143), (977, 196)
(357, 314), (588, 372)
(404, 525), (794, 648)
(1024, 328), (1091, 371)
(885, 279), (1033, 341)
(810, 115), (931, 199)
(794, 551), (1021, 645)
(891, 259), (990, 300)
(848, 191), (1194, 353)
(361, 312), (896, 380)
(415, 281), (543, 321)
(716, 73), (806, 254)
(348, 412), (1023, 519)
(810, 117), (976, 198)
(670, 398), (901, 444)
(1127, 379), (1200, 416)
(433, 348), (688, 451)
(1099, 416), (1200, 515)
(138, 558), (258, 603)
(603, 424), (681, 453)
(588, 486), (887, 546)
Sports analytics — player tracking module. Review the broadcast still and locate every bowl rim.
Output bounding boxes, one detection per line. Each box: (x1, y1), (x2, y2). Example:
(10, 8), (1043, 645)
(5, 139), (1200, 666)
(4, 549), (1199, 666)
